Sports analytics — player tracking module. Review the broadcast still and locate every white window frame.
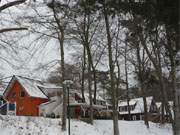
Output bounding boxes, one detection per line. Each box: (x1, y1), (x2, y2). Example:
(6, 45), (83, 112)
(7, 102), (16, 116)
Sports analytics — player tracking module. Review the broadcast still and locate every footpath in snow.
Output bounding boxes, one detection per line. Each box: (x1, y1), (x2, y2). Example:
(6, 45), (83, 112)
(0, 115), (172, 135)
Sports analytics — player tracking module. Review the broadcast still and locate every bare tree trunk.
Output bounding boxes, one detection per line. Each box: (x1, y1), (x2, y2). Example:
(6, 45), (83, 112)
(84, 43), (97, 105)
(85, 44), (94, 124)
(142, 86), (149, 127)
(165, 28), (180, 135)
(60, 38), (67, 131)
(167, 53), (179, 134)
(161, 102), (165, 123)
(88, 60), (93, 125)
(116, 60), (120, 98)
(124, 44), (131, 121)
(156, 44), (173, 124)
(81, 47), (86, 102)
(140, 33), (173, 124)
(172, 60), (180, 135)
(103, 3), (120, 135)
(79, 0), (94, 123)
(136, 45), (149, 128)
(85, 45), (97, 104)
(51, 1), (67, 131)
(159, 71), (173, 123)
(92, 67), (97, 104)
(173, 66), (180, 135)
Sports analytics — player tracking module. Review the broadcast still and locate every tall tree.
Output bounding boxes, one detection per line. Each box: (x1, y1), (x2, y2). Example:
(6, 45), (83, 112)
(47, 0), (70, 130)
(135, 44), (150, 128)
(102, 1), (120, 135)
(124, 42), (131, 121)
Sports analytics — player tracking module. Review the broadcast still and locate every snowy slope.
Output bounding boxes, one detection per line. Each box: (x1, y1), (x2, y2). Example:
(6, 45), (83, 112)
(94, 120), (172, 135)
(0, 115), (172, 135)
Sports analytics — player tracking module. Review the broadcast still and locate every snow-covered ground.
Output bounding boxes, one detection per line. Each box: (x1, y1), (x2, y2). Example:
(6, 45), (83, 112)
(0, 115), (172, 135)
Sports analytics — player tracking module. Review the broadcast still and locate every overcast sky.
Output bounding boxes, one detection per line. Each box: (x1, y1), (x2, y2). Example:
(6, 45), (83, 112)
(0, 1), (137, 87)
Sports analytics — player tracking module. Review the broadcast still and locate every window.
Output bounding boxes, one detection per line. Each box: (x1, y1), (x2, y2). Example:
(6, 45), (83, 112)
(132, 115), (136, 121)
(20, 91), (26, 97)
(119, 106), (126, 112)
(124, 106), (127, 111)
(119, 107), (123, 112)
(8, 103), (15, 111)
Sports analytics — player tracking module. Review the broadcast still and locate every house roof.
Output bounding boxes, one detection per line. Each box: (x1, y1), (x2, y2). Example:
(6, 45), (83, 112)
(118, 100), (137, 106)
(118, 96), (153, 114)
(69, 102), (106, 109)
(4, 75), (62, 99)
(71, 90), (106, 104)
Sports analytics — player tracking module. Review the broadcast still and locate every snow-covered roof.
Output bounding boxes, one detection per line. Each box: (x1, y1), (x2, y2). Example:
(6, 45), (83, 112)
(4, 75), (62, 99)
(69, 102), (106, 109)
(71, 90), (106, 104)
(38, 86), (63, 96)
(118, 100), (137, 106)
(118, 96), (153, 114)
(15, 76), (48, 99)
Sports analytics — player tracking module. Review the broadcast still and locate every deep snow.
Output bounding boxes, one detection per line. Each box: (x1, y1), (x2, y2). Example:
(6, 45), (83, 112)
(0, 115), (172, 135)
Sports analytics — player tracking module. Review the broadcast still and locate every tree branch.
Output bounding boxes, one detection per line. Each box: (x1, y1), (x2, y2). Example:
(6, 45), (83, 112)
(0, 0), (26, 12)
(0, 27), (28, 33)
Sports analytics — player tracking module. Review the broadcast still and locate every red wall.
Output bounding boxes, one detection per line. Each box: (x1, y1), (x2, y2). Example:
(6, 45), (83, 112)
(5, 81), (48, 116)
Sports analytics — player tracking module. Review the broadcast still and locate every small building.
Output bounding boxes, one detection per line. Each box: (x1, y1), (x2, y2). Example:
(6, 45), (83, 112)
(39, 96), (63, 117)
(39, 89), (109, 118)
(3, 75), (62, 116)
(118, 96), (158, 121)
(68, 90), (109, 118)
(2, 75), (109, 118)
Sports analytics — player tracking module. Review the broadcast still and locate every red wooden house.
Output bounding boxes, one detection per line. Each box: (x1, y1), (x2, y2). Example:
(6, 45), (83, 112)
(3, 75), (61, 116)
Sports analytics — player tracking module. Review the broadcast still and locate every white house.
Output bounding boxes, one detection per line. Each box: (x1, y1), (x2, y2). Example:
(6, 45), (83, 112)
(118, 96), (158, 121)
